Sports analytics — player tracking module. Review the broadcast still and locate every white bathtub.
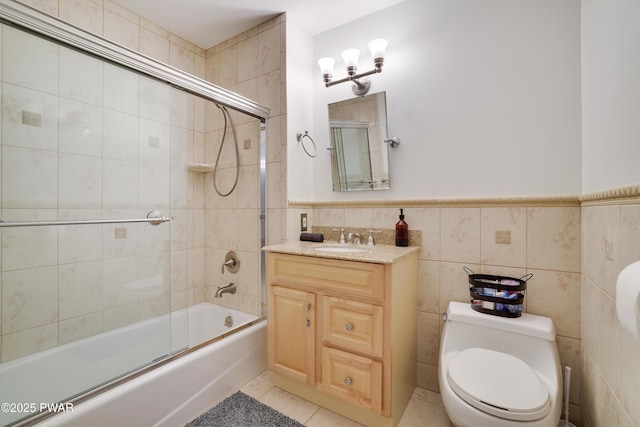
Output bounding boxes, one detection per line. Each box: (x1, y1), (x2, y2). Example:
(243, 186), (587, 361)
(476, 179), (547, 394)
(0, 302), (266, 427)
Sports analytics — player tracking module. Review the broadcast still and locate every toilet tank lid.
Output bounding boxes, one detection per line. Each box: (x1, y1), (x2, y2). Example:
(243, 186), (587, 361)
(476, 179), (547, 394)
(447, 302), (556, 341)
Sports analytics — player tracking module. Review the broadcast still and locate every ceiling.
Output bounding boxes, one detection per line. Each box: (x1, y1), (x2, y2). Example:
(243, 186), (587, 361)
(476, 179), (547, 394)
(113, 0), (406, 49)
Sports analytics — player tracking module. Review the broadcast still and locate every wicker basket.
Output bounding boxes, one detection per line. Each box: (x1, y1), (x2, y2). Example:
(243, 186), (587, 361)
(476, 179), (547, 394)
(464, 267), (532, 318)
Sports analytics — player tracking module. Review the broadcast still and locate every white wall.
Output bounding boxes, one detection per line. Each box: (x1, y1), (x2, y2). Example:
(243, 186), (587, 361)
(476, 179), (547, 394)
(303, 0), (581, 201)
(581, 0), (640, 194)
(285, 20), (316, 200)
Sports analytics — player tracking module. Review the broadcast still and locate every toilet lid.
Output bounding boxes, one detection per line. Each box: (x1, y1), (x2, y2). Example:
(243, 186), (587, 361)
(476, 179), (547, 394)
(447, 348), (551, 422)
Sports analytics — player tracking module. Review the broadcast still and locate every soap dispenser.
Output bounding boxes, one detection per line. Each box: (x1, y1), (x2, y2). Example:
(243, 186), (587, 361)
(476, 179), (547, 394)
(395, 208), (409, 247)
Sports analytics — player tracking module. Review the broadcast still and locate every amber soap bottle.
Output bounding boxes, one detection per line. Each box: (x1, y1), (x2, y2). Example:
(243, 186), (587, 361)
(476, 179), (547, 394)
(395, 208), (409, 247)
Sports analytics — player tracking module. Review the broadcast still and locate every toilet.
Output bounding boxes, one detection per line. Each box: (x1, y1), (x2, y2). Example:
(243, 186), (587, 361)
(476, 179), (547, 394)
(438, 301), (562, 427)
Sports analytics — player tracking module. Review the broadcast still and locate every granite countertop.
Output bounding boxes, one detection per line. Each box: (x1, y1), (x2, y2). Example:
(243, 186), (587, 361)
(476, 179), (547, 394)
(262, 241), (419, 264)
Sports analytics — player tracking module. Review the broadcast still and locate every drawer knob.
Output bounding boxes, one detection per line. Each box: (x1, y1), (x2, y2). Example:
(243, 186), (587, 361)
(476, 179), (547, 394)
(345, 323), (353, 331)
(344, 377), (352, 385)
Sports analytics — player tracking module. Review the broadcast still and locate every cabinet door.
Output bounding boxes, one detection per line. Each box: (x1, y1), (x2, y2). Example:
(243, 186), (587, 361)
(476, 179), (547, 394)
(267, 286), (316, 385)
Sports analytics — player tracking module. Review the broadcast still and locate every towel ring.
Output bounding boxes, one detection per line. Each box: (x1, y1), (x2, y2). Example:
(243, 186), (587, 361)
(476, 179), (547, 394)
(296, 130), (317, 158)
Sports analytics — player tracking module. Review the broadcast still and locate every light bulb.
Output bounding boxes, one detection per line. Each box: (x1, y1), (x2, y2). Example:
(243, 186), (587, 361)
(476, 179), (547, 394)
(368, 38), (388, 60)
(317, 57), (335, 75)
(341, 48), (360, 68)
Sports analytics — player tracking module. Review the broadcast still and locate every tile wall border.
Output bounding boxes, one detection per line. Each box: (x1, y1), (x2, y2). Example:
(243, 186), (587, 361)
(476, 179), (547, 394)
(289, 195), (580, 208)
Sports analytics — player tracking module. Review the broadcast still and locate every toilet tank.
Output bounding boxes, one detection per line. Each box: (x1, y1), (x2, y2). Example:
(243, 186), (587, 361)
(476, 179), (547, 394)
(447, 301), (555, 341)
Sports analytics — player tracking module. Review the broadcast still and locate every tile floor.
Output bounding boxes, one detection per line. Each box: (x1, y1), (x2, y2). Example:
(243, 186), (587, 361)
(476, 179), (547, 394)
(234, 371), (454, 427)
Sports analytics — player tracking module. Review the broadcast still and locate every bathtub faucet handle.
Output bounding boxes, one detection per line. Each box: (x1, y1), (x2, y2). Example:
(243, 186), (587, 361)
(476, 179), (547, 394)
(222, 251), (240, 274)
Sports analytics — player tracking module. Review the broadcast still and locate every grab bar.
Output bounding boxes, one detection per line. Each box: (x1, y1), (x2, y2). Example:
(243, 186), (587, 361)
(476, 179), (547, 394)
(0, 210), (171, 228)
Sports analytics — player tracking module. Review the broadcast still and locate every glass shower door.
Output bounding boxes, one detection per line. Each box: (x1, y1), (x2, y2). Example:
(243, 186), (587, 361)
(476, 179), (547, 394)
(0, 23), (181, 425)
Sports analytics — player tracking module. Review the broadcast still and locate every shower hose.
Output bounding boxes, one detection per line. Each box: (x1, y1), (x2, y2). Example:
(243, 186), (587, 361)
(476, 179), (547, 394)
(213, 104), (239, 197)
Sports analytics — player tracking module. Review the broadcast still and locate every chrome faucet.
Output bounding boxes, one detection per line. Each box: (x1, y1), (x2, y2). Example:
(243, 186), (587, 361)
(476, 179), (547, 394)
(215, 282), (236, 298)
(367, 229), (383, 245)
(348, 228), (362, 245)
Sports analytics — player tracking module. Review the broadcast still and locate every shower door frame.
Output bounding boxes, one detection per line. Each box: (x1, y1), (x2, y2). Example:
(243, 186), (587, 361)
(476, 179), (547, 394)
(0, 0), (270, 424)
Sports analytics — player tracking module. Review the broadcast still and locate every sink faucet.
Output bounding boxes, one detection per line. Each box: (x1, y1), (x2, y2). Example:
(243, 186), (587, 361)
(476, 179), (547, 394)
(214, 282), (236, 298)
(348, 228), (362, 245)
(367, 229), (383, 246)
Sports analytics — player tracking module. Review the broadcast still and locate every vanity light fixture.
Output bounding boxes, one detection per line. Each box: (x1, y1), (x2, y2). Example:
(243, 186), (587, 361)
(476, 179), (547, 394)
(318, 38), (388, 96)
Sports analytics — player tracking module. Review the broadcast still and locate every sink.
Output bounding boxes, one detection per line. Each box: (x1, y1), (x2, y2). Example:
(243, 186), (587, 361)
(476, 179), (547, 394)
(314, 246), (369, 253)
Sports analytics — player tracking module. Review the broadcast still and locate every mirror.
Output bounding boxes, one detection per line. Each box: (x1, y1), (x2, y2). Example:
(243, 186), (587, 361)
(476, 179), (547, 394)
(328, 92), (390, 191)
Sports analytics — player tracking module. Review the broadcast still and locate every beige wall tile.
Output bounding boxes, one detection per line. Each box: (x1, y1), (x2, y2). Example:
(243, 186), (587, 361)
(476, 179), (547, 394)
(619, 327), (640, 425)
(59, 261), (103, 320)
(170, 42), (195, 75)
(597, 292), (620, 394)
(418, 260), (440, 314)
(481, 207), (526, 267)
(2, 323), (57, 362)
(441, 208), (480, 264)
(140, 27), (169, 64)
(556, 336), (581, 405)
(417, 312), (440, 366)
(237, 35), (258, 83)
(16, 0), (58, 16)
(343, 208), (373, 229)
(257, 25), (281, 75)
(59, 0), (103, 35)
(439, 261), (477, 313)
(619, 205), (640, 270)
(104, 8), (139, 51)
(258, 69), (282, 116)
(2, 266), (58, 334)
(526, 269), (581, 339)
(59, 312), (103, 345)
(527, 207), (580, 273)
(410, 208), (441, 261)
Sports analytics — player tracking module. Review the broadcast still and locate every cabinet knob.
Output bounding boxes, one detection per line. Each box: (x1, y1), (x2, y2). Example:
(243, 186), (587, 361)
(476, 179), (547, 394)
(345, 323), (353, 331)
(344, 377), (352, 385)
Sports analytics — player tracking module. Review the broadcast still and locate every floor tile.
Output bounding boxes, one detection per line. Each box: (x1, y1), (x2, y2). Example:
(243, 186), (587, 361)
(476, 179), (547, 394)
(257, 386), (320, 424)
(304, 407), (366, 427)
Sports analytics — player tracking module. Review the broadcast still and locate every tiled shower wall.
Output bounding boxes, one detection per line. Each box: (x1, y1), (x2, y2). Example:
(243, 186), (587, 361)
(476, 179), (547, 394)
(298, 202), (583, 426)
(201, 14), (286, 314)
(581, 201), (640, 427)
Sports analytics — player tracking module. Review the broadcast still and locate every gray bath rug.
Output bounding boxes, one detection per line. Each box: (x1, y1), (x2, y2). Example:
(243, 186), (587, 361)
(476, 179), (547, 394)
(185, 391), (305, 427)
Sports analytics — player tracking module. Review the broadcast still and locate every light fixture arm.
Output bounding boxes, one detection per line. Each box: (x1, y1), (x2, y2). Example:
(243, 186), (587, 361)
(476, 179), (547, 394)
(319, 39), (387, 96)
(323, 61), (383, 88)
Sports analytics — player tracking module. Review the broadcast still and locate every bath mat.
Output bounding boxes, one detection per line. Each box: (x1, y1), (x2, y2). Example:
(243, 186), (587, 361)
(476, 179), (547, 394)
(185, 391), (305, 427)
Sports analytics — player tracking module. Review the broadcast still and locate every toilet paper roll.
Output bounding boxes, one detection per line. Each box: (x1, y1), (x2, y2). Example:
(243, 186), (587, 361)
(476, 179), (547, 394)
(616, 261), (640, 340)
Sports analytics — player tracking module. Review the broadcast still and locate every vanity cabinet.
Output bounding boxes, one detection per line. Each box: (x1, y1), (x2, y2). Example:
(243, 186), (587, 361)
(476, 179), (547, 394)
(265, 248), (418, 427)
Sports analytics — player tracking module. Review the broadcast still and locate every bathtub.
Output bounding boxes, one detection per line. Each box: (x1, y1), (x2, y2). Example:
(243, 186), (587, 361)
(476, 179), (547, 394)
(0, 302), (266, 427)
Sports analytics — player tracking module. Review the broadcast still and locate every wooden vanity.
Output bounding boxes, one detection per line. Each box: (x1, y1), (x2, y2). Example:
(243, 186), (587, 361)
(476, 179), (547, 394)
(263, 242), (419, 427)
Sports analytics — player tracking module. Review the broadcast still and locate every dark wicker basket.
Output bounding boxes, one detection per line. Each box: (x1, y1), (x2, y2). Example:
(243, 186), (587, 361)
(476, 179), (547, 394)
(464, 267), (532, 318)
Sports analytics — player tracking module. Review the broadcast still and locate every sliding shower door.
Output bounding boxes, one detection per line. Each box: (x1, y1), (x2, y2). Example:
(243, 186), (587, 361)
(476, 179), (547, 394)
(0, 23), (183, 425)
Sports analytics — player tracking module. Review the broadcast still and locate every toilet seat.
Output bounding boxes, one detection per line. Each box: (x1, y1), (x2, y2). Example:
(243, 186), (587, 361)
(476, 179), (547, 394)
(447, 348), (551, 422)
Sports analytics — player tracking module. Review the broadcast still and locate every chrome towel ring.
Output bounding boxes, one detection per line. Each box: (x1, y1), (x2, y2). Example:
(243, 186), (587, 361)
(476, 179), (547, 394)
(296, 130), (317, 158)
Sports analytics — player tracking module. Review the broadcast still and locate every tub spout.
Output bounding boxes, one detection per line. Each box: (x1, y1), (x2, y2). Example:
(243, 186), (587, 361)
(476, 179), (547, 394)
(215, 282), (236, 298)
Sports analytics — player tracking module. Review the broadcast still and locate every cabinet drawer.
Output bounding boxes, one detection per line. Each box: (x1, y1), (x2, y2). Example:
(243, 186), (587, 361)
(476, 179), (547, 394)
(268, 253), (384, 301)
(321, 347), (382, 414)
(323, 296), (383, 357)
